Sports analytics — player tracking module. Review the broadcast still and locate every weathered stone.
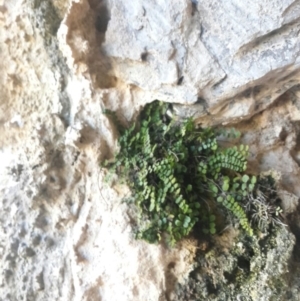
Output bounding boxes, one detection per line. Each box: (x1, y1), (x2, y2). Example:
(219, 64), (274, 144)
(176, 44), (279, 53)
(173, 226), (295, 301)
(1, 0), (300, 300)
(100, 0), (300, 122)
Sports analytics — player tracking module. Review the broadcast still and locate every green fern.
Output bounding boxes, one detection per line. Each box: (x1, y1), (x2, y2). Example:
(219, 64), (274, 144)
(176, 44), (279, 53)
(103, 101), (262, 245)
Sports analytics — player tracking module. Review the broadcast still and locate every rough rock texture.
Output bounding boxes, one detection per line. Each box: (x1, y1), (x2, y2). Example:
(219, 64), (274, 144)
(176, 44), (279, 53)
(174, 227), (296, 301)
(102, 0), (300, 122)
(0, 1), (196, 300)
(58, 0), (300, 123)
(1, 0), (300, 300)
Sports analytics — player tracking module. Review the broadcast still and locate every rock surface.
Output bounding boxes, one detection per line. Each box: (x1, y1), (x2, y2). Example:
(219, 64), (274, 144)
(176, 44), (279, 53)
(174, 226), (296, 301)
(1, 0), (300, 300)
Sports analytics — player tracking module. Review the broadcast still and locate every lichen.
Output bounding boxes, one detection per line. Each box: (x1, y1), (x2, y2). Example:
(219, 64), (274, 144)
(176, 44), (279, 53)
(172, 225), (295, 301)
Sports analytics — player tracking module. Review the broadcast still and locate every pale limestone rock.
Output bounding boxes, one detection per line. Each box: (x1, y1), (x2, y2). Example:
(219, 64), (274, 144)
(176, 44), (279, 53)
(58, 0), (300, 125)
(100, 0), (300, 123)
(0, 1), (196, 300)
(1, 0), (300, 300)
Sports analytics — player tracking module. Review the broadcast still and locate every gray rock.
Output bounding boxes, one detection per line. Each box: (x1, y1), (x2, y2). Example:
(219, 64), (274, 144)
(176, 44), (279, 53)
(102, 0), (300, 123)
(1, 0), (300, 300)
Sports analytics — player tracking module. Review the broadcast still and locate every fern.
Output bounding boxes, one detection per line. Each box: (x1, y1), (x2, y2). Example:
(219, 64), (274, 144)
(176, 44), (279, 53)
(103, 101), (282, 245)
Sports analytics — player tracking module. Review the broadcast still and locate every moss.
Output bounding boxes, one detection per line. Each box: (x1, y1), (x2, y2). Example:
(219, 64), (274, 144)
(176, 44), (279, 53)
(172, 225), (294, 301)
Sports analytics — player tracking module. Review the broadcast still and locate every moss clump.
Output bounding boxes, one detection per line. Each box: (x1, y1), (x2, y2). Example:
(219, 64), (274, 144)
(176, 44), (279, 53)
(173, 225), (294, 301)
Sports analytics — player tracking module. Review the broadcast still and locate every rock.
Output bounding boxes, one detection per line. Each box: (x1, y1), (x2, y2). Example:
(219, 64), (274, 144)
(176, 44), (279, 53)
(173, 226), (295, 301)
(56, 0), (300, 124)
(1, 0), (300, 300)
(101, 0), (300, 122)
